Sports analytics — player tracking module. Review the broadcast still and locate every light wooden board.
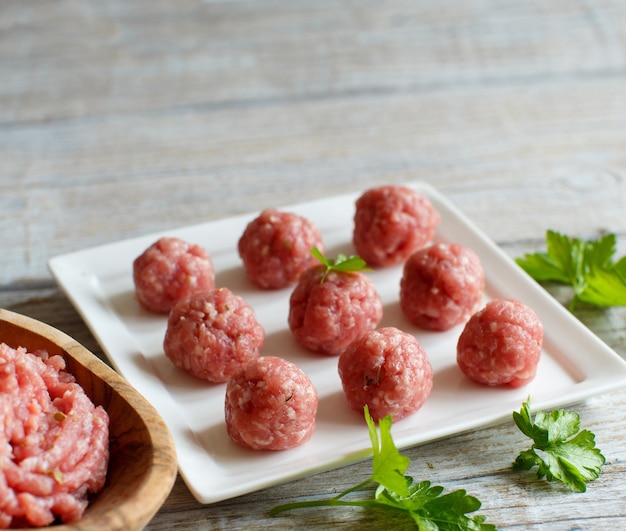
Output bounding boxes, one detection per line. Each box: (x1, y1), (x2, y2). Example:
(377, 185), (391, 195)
(2, 0), (626, 528)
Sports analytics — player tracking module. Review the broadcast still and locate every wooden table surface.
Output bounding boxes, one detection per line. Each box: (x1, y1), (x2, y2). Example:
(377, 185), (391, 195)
(3, 1), (626, 529)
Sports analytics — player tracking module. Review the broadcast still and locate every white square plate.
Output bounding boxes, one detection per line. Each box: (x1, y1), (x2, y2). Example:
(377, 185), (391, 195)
(49, 182), (626, 504)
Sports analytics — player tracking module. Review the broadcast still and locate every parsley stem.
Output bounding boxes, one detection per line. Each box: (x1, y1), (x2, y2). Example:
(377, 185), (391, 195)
(333, 478), (375, 500)
(269, 497), (385, 516)
(271, 478), (377, 516)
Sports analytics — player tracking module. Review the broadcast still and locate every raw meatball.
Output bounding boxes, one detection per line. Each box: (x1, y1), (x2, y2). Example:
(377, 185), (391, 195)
(338, 327), (433, 422)
(238, 209), (324, 289)
(400, 242), (485, 331)
(456, 299), (543, 388)
(133, 236), (215, 313)
(288, 265), (383, 356)
(225, 356), (318, 450)
(353, 185), (440, 267)
(163, 288), (264, 382)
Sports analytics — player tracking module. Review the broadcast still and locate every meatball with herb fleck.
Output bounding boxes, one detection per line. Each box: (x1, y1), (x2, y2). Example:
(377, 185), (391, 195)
(163, 288), (264, 382)
(338, 327), (433, 422)
(225, 356), (318, 450)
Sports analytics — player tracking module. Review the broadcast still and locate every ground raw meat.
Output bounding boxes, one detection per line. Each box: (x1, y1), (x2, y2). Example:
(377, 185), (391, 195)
(224, 356), (318, 450)
(288, 265), (383, 356)
(400, 242), (485, 331)
(163, 288), (265, 382)
(456, 299), (544, 387)
(133, 236), (215, 313)
(338, 327), (433, 422)
(0, 343), (109, 528)
(237, 209), (324, 289)
(353, 185), (440, 267)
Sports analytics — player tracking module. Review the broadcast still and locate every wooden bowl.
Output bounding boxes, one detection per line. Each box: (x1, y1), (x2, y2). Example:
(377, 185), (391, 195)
(0, 308), (178, 531)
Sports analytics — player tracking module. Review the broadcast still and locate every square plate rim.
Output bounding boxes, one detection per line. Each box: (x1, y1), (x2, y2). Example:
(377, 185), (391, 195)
(48, 181), (626, 504)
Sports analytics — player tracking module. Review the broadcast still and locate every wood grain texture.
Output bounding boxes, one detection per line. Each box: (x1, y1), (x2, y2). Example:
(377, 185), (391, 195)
(2, 0), (626, 528)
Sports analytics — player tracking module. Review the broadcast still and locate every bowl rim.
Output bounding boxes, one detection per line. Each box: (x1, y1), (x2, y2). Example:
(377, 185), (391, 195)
(0, 308), (179, 531)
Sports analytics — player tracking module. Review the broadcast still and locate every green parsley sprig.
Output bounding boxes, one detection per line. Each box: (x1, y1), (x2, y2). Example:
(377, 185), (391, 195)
(270, 406), (497, 530)
(311, 247), (371, 283)
(512, 398), (605, 493)
(516, 230), (626, 311)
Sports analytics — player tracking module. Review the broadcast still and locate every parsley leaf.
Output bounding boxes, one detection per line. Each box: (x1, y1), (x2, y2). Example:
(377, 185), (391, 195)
(311, 247), (371, 283)
(366, 406), (411, 497)
(516, 230), (626, 310)
(270, 406), (497, 530)
(512, 398), (605, 493)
